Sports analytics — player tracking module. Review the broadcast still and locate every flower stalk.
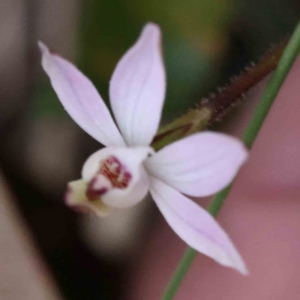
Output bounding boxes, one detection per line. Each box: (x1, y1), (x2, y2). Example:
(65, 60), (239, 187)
(152, 39), (287, 151)
(162, 20), (300, 300)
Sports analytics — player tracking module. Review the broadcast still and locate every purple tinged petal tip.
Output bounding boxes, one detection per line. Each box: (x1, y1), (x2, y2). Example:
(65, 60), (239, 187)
(109, 22), (166, 147)
(150, 178), (248, 275)
(38, 41), (125, 147)
(146, 132), (248, 197)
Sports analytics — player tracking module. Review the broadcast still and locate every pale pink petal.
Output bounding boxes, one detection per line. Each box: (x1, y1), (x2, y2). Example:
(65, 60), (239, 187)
(109, 23), (166, 146)
(146, 132), (248, 197)
(149, 178), (248, 274)
(65, 179), (112, 217)
(82, 147), (153, 208)
(39, 42), (125, 147)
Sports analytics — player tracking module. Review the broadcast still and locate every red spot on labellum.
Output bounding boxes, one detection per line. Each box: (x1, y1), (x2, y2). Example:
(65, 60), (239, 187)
(86, 156), (132, 201)
(99, 156), (132, 189)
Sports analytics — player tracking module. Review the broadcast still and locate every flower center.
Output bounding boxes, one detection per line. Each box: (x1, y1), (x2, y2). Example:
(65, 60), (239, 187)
(86, 155), (132, 201)
(100, 156), (132, 188)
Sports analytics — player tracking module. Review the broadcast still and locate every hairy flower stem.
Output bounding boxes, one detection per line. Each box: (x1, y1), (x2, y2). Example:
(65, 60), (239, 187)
(161, 20), (300, 300)
(152, 40), (287, 151)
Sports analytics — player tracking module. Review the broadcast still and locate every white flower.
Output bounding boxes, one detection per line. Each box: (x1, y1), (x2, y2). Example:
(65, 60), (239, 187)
(39, 23), (248, 274)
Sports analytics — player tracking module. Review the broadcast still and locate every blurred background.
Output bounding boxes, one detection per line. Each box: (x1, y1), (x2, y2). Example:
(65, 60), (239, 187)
(0, 0), (299, 299)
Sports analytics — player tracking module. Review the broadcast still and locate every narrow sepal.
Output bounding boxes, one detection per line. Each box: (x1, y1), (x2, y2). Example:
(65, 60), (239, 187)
(150, 178), (248, 275)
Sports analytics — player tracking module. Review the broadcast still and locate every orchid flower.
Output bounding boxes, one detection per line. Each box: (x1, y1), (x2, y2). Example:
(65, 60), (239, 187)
(39, 23), (248, 274)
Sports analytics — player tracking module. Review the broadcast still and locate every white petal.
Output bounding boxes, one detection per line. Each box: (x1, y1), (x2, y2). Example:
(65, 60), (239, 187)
(150, 178), (248, 274)
(65, 179), (112, 217)
(109, 23), (166, 146)
(82, 147), (153, 208)
(146, 132), (248, 197)
(39, 42), (125, 147)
